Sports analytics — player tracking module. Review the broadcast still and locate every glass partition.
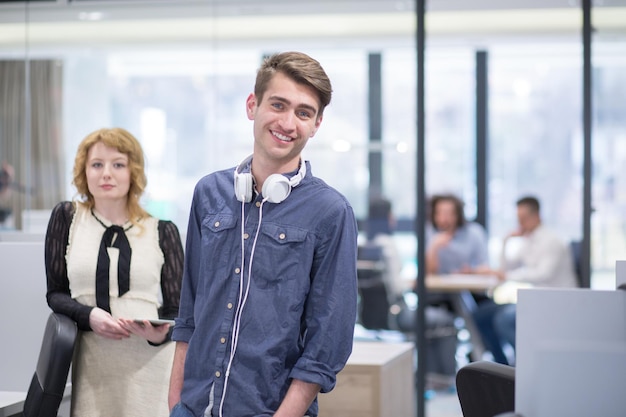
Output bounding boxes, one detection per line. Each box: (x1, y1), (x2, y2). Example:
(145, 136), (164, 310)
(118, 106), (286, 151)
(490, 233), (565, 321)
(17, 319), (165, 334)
(0, 2), (31, 232)
(591, 17), (626, 287)
(488, 41), (583, 255)
(0, 2), (372, 233)
(2, 0), (626, 312)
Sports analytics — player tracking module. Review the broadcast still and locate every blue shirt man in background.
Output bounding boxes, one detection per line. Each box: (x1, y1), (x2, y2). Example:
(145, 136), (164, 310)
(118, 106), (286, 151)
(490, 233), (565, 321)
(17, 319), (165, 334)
(168, 51), (358, 417)
(425, 193), (489, 275)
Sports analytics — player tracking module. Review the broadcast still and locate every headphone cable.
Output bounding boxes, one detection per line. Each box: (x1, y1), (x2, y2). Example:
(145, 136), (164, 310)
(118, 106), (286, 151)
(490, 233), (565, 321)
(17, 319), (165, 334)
(219, 199), (266, 416)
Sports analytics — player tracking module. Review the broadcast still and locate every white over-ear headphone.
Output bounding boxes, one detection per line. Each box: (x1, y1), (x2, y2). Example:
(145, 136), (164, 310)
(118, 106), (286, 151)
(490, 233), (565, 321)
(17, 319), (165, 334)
(233, 154), (306, 204)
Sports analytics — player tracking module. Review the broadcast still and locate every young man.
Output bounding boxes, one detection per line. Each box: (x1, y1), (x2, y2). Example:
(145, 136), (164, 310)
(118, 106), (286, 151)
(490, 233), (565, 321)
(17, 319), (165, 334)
(168, 52), (358, 417)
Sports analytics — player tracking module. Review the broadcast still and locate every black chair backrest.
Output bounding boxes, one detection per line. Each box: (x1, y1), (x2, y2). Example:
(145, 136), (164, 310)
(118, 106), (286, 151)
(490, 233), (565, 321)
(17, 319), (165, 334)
(357, 243), (385, 279)
(569, 240), (583, 287)
(356, 243), (391, 329)
(22, 313), (78, 417)
(456, 361), (515, 417)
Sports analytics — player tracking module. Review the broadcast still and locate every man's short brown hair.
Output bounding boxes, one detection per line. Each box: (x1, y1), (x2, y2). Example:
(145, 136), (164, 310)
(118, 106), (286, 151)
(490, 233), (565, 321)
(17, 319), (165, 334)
(254, 51), (332, 117)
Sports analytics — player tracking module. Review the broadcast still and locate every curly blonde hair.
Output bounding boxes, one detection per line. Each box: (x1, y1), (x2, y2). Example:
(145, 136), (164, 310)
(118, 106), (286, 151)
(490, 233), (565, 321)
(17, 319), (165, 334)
(73, 127), (149, 227)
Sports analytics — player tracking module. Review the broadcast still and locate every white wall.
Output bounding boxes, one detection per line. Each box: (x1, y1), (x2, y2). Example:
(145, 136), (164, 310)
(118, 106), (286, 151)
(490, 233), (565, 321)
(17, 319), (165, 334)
(516, 287), (626, 417)
(0, 242), (52, 392)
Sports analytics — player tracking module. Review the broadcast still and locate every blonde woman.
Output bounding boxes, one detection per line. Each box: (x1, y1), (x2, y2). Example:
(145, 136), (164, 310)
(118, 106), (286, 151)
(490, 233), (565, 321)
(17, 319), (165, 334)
(45, 127), (183, 417)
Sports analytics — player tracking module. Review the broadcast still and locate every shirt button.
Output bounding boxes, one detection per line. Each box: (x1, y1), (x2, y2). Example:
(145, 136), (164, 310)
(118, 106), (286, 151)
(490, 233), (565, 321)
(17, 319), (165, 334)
(235, 267), (241, 274)
(279, 233), (286, 240)
(243, 233), (249, 239)
(227, 303), (233, 309)
(215, 371), (221, 378)
(256, 202), (261, 207)
(220, 337), (226, 344)
(214, 221), (220, 228)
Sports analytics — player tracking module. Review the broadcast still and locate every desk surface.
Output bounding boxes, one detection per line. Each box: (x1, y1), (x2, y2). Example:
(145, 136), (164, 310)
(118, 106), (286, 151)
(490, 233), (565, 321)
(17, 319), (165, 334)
(426, 273), (499, 292)
(356, 260), (385, 271)
(348, 341), (414, 366)
(355, 263), (500, 293)
(0, 391), (25, 417)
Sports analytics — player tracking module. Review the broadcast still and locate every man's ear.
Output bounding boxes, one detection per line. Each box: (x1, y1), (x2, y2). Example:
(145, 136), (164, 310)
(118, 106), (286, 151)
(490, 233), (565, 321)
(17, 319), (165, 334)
(245, 93), (257, 121)
(310, 115), (323, 137)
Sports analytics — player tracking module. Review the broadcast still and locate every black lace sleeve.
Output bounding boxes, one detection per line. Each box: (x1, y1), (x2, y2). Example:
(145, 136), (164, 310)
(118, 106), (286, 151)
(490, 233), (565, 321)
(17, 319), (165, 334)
(45, 201), (94, 331)
(157, 220), (184, 319)
(148, 220), (184, 346)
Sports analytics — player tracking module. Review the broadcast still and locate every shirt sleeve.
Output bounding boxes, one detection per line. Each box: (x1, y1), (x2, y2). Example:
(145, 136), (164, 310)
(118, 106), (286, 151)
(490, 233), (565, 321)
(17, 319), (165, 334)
(289, 197), (358, 393)
(45, 201), (94, 330)
(157, 220), (184, 319)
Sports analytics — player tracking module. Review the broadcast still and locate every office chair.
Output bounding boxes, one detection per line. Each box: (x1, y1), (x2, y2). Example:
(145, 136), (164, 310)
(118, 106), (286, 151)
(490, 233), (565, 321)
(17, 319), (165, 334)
(456, 360), (515, 417)
(22, 312), (78, 417)
(357, 243), (391, 329)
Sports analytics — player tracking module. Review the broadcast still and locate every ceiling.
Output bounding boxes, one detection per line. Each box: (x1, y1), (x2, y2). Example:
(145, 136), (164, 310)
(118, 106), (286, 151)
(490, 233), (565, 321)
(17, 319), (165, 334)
(0, 0), (625, 47)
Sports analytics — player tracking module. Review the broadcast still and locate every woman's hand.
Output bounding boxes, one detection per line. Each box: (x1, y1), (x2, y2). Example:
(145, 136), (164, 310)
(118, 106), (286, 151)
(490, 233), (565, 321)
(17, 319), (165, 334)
(118, 318), (170, 345)
(89, 307), (131, 340)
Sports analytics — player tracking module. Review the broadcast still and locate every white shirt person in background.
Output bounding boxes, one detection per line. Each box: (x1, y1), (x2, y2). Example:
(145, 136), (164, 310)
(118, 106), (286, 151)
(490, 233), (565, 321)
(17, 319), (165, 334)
(473, 196), (578, 365)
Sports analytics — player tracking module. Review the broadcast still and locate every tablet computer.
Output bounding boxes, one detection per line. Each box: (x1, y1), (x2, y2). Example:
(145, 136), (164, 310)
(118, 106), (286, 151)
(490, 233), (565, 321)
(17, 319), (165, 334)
(133, 318), (175, 326)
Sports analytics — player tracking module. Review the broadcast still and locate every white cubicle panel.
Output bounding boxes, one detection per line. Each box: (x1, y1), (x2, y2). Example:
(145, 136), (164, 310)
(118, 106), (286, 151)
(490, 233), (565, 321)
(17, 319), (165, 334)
(616, 260), (626, 288)
(0, 242), (52, 392)
(21, 210), (52, 234)
(0, 231), (45, 242)
(516, 288), (626, 417)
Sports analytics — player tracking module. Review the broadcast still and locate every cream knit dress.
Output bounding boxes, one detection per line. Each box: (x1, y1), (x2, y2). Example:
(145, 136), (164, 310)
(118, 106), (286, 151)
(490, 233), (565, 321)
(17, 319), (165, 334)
(66, 205), (175, 417)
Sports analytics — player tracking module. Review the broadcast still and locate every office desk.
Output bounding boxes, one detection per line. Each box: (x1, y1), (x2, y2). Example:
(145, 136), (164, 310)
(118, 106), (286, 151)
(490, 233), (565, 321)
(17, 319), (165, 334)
(426, 274), (500, 361)
(356, 260), (385, 286)
(355, 264), (499, 361)
(318, 341), (415, 417)
(426, 273), (499, 293)
(356, 264), (499, 293)
(356, 260), (385, 271)
(0, 391), (25, 417)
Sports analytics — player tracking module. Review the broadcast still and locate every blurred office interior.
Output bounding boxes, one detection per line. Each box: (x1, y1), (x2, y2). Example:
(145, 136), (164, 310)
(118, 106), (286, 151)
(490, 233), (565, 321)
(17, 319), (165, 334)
(3, 0), (625, 288)
(1, 1), (626, 416)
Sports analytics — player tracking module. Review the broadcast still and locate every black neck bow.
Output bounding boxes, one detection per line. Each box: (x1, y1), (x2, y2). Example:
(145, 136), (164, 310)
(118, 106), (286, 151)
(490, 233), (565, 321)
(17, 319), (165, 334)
(92, 212), (133, 313)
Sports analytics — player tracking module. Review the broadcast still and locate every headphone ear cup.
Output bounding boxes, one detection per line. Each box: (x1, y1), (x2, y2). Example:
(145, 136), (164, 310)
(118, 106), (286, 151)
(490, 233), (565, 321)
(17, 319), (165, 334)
(234, 172), (253, 203)
(262, 174), (291, 204)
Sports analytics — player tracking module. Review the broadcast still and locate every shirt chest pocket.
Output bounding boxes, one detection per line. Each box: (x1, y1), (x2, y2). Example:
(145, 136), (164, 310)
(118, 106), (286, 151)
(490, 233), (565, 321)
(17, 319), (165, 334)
(201, 214), (238, 270)
(252, 223), (309, 290)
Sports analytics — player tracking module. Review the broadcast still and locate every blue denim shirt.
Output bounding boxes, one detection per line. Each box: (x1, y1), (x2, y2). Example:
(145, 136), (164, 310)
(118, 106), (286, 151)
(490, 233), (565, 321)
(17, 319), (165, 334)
(172, 161), (358, 417)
